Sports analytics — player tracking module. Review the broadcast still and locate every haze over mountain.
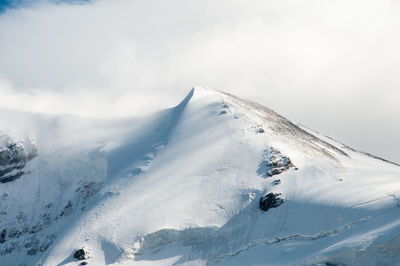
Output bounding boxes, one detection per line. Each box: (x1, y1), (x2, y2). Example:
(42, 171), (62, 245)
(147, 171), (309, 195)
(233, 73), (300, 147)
(0, 0), (399, 164)
(0, 88), (399, 266)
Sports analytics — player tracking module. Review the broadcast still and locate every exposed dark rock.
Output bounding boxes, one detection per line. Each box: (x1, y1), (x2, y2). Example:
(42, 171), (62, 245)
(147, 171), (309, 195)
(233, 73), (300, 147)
(24, 236), (39, 249)
(29, 224), (42, 234)
(8, 228), (22, 239)
(267, 158), (293, 176)
(257, 128), (264, 133)
(259, 193), (284, 211)
(0, 171), (24, 184)
(0, 139), (37, 183)
(218, 110), (227, 115)
(41, 213), (52, 227)
(271, 179), (281, 186)
(60, 200), (73, 217)
(0, 229), (6, 244)
(39, 242), (51, 252)
(257, 147), (296, 178)
(73, 181), (103, 213)
(80, 262), (88, 265)
(74, 248), (87, 260)
(80, 182), (102, 202)
(27, 248), (38, 255)
(324, 262), (345, 266)
(0, 241), (18, 255)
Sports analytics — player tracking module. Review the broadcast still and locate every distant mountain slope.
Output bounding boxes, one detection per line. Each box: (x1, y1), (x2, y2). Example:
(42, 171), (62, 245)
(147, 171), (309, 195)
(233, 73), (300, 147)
(0, 88), (399, 266)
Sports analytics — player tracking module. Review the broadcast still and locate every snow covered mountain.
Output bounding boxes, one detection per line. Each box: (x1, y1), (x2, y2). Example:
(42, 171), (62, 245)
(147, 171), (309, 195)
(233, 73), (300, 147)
(0, 88), (399, 266)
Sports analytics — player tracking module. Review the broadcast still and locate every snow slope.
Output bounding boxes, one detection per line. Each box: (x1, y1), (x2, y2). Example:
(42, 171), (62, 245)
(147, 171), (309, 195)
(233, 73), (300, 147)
(0, 87), (399, 266)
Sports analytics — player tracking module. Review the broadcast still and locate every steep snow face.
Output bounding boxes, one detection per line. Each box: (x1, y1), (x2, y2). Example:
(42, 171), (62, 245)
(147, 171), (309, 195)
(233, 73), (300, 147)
(0, 88), (399, 266)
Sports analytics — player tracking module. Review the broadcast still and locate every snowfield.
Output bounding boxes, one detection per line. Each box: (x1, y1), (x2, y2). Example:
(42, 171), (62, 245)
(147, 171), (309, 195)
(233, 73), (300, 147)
(0, 88), (399, 266)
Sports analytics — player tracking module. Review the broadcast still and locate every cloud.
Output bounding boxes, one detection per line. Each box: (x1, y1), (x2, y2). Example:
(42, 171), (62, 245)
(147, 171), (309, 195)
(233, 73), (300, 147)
(0, 0), (399, 162)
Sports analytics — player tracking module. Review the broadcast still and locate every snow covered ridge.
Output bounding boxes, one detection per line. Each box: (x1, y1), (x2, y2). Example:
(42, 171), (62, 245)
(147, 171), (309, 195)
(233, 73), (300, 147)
(0, 87), (399, 266)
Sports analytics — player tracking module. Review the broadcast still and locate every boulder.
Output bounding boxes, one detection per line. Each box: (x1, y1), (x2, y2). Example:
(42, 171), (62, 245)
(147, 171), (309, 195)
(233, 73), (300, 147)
(259, 193), (284, 211)
(74, 248), (87, 260)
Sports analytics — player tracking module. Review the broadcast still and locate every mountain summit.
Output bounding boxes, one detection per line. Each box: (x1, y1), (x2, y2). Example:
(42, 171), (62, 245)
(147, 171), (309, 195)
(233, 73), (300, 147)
(0, 88), (399, 266)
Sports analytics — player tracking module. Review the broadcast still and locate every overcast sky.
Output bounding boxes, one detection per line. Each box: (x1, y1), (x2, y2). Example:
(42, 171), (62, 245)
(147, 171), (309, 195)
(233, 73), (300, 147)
(0, 0), (399, 163)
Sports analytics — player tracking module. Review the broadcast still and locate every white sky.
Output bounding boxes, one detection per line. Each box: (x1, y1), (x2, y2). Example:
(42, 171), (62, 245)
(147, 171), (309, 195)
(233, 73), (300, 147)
(0, 0), (399, 163)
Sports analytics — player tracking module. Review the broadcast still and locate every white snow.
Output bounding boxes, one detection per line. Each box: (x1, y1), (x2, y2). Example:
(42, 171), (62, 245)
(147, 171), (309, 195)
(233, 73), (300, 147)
(0, 87), (399, 266)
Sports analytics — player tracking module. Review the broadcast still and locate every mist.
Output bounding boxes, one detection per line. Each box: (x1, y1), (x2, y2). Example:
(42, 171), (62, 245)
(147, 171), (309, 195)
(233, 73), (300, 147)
(0, 0), (399, 163)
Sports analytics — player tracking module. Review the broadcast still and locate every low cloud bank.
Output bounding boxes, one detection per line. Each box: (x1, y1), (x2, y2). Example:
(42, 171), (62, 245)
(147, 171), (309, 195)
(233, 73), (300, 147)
(0, 0), (399, 162)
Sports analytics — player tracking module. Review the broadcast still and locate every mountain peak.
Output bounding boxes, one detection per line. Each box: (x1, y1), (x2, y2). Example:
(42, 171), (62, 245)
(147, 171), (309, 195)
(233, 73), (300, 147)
(1, 90), (399, 266)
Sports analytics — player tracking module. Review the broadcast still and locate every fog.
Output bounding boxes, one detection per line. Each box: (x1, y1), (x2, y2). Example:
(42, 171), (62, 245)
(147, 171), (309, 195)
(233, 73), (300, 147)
(0, 0), (399, 163)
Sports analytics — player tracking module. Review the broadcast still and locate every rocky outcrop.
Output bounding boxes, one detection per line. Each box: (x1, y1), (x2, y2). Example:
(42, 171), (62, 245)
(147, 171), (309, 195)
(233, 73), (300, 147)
(0, 136), (37, 183)
(271, 179), (281, 186)
(0, 179), (102, 258)
(74, 248), (87, 260)
(257, 148), (290, 212)
(0, 229), (6, 244)
(257, 147), (296, 178)
(259, 193), (284, 211)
